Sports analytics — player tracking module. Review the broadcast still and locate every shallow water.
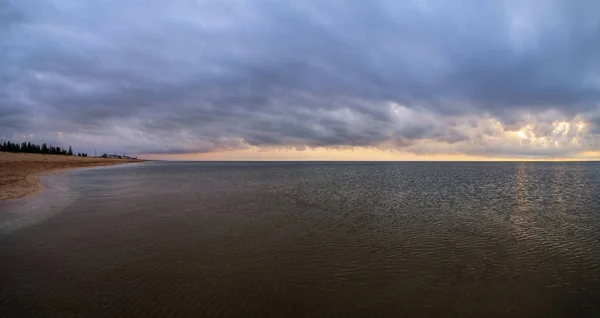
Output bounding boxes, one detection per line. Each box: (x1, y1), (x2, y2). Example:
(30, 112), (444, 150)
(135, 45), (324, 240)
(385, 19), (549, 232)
(1, 161), (600, 317)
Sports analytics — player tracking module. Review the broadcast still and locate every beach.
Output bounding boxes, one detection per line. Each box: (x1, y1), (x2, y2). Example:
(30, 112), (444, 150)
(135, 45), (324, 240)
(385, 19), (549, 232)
(0, 152), (143, 201)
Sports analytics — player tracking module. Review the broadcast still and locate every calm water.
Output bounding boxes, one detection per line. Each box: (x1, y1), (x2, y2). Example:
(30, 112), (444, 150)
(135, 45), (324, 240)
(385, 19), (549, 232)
(1, 162), (600, 317)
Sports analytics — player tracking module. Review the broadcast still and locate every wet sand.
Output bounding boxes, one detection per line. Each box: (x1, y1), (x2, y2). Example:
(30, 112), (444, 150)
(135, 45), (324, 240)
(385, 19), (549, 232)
(0, 152), (144, 201)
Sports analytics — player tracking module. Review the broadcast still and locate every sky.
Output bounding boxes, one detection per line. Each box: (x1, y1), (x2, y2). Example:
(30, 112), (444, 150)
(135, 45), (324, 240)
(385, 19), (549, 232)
(1, 0), (600, 160)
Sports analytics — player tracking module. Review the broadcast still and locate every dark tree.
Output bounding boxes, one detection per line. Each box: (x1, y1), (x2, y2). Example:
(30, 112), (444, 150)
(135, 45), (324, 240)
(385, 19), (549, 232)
(0, 140), (84, 157)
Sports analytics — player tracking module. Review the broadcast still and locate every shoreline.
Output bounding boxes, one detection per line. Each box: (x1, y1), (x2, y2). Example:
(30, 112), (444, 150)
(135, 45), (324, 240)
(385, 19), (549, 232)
(0, 152), (147, 201)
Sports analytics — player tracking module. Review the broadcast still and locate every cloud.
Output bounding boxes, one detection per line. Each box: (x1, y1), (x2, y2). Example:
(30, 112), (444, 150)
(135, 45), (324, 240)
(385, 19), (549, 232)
(1, 0), (599, 157)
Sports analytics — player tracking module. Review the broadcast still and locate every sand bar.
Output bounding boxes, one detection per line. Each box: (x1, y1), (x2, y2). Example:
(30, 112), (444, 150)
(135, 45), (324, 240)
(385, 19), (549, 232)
(0, 152), (145, 201)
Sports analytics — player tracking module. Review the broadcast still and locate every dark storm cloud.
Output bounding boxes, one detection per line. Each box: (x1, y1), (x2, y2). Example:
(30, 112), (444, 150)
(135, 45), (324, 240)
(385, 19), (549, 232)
(1, 0), (599, 155)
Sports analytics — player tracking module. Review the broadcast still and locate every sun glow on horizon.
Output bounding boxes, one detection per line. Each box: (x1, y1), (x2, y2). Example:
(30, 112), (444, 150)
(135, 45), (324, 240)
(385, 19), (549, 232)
(136, 119), (599, 162)
(140, 146), (600, 162)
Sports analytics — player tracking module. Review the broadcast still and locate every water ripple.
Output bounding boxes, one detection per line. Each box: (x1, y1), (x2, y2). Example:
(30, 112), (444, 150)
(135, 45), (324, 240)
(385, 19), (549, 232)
(2, 162), (600, 316)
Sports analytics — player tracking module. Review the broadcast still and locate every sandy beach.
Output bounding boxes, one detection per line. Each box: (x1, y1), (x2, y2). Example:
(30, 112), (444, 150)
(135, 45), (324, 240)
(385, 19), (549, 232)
(0, 152), (144, 201)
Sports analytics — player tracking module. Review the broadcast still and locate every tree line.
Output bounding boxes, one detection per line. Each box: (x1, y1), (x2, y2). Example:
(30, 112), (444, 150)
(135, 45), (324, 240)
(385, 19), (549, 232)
(0, 141), (88, 157)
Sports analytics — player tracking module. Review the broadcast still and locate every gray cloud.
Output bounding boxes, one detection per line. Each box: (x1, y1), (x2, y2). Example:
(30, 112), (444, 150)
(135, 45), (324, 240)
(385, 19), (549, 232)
(1, 0), (599, 156)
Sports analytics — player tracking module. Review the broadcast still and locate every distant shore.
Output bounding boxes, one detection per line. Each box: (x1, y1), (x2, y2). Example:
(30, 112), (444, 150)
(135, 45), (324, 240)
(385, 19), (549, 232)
(0, 152), (146, 201)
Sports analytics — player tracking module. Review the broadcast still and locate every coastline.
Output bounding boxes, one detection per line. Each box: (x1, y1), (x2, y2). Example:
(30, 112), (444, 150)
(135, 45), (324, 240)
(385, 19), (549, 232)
(0, 152), (147, 201)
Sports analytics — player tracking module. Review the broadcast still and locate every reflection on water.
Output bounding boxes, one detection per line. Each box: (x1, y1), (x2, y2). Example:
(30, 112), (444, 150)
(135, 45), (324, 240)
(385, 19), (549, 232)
(513, 162), (532, 230)
(1, 162), (600, 317)
(552, 164), (567, 213)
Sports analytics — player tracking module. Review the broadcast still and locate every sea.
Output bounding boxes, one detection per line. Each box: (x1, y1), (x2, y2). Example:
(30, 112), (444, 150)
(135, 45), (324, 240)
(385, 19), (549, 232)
(1, 161), (600, 317)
